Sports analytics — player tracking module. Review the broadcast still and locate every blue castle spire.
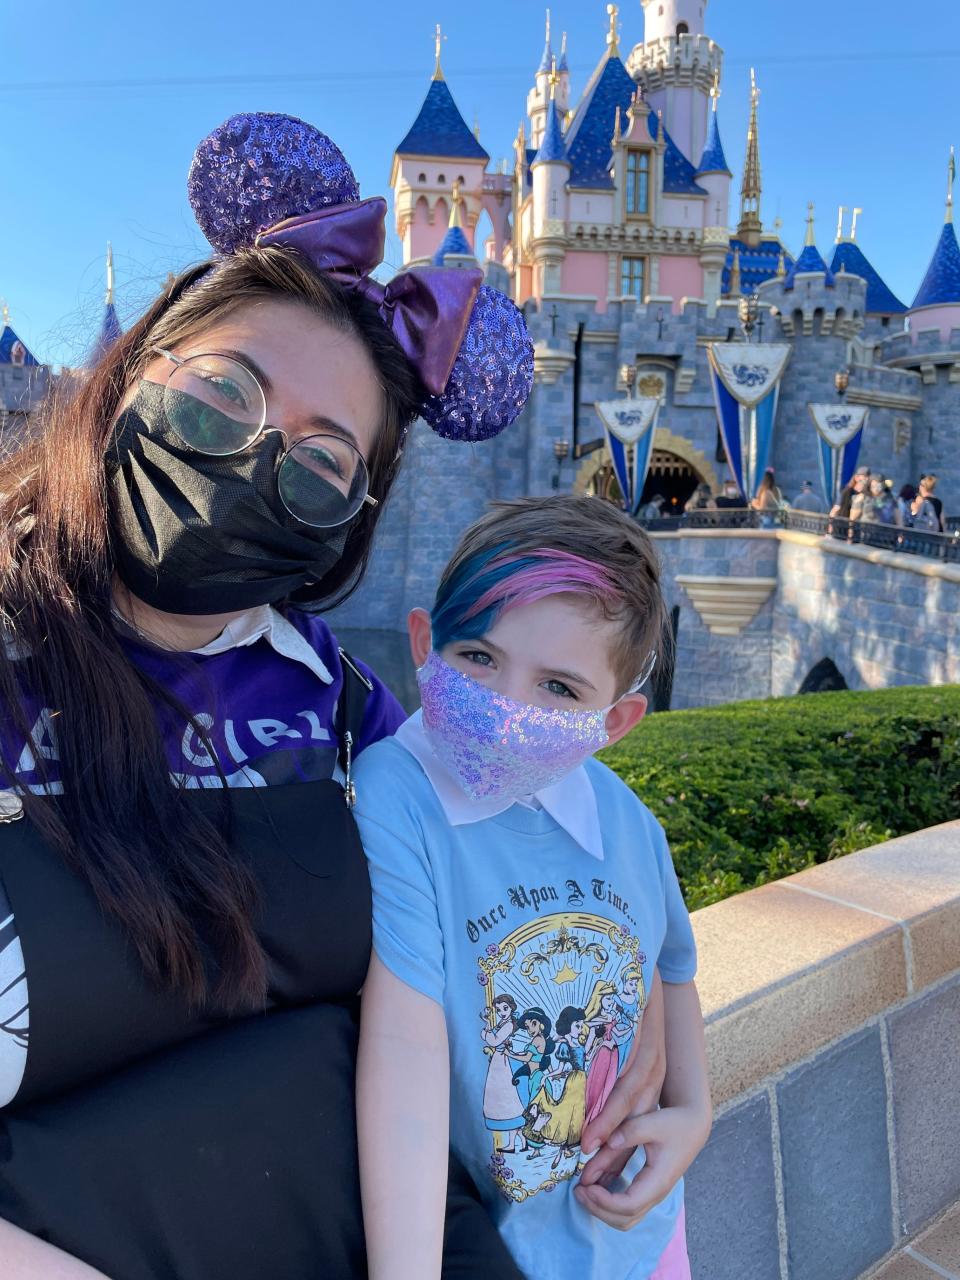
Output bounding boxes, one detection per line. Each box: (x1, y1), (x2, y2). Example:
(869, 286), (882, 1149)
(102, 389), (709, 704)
(912, 223), (960, 309)
(396, 35), (489, 163)
(831, 229), (906, 315)
(784, 204), (835, 290)
(88, 243), (123, 366)
(532, 95), (568, 166)
(697, 77), (731, 176)
(537, 9), (553, 74)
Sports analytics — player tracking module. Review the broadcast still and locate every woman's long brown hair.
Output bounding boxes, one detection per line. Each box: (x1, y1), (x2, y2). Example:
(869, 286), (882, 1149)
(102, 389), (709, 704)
(0, 248), (420, 1009)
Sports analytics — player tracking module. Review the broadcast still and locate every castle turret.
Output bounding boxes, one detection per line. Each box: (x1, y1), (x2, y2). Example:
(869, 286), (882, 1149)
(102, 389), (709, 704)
(907, 148), (960, 344)
(784, 204), (835, 291)
(696, 73), (732, 228)
(630, 0), (722, 175)
(432, 181), (477, 269)
(391, 27), (490, 266)
(530, 63), (570, 296)
(89, 242), (122, 366)
(527, 11), (569, 149)
(830, 208), (906, 334)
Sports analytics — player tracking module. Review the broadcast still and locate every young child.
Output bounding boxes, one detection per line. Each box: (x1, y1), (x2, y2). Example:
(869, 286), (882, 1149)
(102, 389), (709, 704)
(355, 496), (710, 1280)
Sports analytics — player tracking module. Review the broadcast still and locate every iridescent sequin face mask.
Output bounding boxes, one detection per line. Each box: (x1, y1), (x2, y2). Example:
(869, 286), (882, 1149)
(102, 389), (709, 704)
(416, 651), (610, 803)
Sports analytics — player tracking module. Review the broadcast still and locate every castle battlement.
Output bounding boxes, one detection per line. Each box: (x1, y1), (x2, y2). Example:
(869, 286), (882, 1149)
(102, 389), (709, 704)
(627, 33), (722, 95)
(759, 271), (867, 339)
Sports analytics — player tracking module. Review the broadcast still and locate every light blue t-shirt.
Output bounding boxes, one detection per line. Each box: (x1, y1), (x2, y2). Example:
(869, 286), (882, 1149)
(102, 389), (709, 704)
(354, 738), (698, 1280)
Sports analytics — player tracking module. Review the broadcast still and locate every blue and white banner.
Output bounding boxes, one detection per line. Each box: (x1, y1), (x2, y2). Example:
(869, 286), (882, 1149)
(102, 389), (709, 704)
(708, 343), (791, 499)
(595, 397), (661, 515)
(808, 403), (869, 506)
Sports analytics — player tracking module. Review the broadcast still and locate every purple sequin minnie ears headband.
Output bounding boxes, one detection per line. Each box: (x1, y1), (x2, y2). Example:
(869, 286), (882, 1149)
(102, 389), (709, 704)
(187, 112), (534, 442)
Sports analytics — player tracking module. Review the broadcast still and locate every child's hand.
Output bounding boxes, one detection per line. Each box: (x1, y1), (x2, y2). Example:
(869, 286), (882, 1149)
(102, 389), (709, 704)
(580, 969), (665, 1161)
(573, 1102), (711, 1231)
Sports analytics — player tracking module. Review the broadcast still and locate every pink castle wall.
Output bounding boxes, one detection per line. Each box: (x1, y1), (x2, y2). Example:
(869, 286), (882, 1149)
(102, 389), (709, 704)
(561, 252), (608, 308)
(908, 304), (960, 343)
(658, 255), (704, 310)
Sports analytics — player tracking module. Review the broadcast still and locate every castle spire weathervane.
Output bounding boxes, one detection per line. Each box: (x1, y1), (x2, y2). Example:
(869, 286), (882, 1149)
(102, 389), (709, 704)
(947, 145), (956, 225)
(711, 68), (721, 112)
(105, 241), (115, 306)
(805, 202), (816, 247)
(850, 207), (862, 241)
(606, 4), (620, 58)
(432, 23), (446, 81)
(835, 206), (847, 244)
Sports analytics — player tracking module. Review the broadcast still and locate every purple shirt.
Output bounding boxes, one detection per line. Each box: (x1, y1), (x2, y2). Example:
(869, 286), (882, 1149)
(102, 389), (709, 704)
(2, 609), (405, 793)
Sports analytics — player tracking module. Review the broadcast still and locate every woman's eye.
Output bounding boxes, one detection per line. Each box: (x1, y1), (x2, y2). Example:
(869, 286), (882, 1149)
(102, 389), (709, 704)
(544, 679), (577, 699)
(207, 376), (249, 410)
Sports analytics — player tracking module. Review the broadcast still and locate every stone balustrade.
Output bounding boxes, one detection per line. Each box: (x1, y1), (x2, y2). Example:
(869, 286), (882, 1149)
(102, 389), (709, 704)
(684, 821), (960, 1280)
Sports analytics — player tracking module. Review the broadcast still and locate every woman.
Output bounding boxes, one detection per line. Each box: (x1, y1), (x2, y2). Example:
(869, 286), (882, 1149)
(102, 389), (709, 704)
(583, 981), (621, 1125)
(0, 111), (667, 1278)
(522, 1006), (589, 1170)
(750, 468), (783, 528)
(684, 482), (714, 513)
(0, 112), (538, 1280)
(480, 995), (528, 1154)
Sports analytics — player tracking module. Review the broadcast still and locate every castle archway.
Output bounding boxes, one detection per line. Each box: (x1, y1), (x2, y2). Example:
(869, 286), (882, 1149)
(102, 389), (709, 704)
(572, 429), (720, 515)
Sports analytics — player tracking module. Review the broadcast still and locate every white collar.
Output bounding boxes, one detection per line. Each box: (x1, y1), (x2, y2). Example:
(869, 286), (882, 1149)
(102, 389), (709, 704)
(190, 605), (334, 685)
(395, 710), (605, 861)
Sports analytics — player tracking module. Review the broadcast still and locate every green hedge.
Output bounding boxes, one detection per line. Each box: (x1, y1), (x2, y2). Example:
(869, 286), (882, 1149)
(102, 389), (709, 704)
(600, 686), (960, 911)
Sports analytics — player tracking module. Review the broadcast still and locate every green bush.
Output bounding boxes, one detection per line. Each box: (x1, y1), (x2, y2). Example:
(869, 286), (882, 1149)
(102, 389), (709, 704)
(599, 686), (960, 911)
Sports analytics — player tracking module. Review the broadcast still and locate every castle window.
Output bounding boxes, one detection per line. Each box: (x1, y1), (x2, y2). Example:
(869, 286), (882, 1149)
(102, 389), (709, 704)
(621, 256), (646, 300)
(626, 151), (651, 216)
(418, 173), (427, 183)
(676, 21), (689, 35)
(438, 173), (446, 184)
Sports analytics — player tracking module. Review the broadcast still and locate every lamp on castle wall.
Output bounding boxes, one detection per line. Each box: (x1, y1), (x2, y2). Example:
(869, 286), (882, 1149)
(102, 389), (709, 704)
(552, 438), (571, 490)
(738, 292), (760, 340)
(834, 367), (850, 399)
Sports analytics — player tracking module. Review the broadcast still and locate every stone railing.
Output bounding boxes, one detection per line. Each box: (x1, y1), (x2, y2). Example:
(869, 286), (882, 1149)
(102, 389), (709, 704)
(683, 821), (960, 1280)
(640, 509), (960, 563)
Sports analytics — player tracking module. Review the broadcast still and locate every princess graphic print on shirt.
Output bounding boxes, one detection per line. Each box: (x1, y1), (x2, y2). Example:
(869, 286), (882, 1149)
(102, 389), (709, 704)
(479, 913), (645, 1201)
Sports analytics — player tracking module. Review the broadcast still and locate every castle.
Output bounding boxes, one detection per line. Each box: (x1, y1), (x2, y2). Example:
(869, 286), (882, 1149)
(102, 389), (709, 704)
(2, 1), (958, 661)
(326, 0), (960, 642)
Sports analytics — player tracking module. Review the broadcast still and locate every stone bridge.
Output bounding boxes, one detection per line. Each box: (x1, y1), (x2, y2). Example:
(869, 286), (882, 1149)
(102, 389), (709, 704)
(654, 523), (959, 708)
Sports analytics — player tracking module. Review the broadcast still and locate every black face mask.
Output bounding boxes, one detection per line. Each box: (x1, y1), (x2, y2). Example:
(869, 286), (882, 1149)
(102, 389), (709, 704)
(106, 380), (350, 615)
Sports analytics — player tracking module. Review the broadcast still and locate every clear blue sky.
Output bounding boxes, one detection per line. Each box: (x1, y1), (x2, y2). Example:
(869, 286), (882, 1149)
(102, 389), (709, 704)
(3, 0), (956, 368)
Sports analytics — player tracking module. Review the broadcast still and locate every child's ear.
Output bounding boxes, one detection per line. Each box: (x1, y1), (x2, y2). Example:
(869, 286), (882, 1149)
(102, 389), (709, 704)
(604, 693), (648, 748)
(407, 608), (432, 668)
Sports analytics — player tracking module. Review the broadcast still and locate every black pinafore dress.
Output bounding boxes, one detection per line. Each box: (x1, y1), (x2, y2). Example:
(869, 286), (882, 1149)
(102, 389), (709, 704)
(0, 674), (522, 1280)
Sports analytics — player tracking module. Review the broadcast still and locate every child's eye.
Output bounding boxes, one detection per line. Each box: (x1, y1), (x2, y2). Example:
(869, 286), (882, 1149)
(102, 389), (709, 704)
(458, 649), (494, 668)
(543, 679), (577, 700)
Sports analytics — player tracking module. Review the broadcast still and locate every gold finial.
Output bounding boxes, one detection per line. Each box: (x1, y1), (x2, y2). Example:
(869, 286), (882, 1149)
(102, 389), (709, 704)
(711, 69), (721, 112)
(473, 114), (481, 141)
(1, 300), (9, 329)
(805, 202), (816, 247)
(776, 248), (786, 278)
(433, 23), (446, 80)
(612, 105), (622, 145)
(835, 206), (846, 244)
(851, 206), (862, 241)
(548, 55), (559, 100)
(545, 8), (551, 50)
(606, 4), (620, 58)
(947, 146), (956, 224)
(560, 30), (567, 66)
(449, 179), (465, 229)
(105, 241), (115, 306)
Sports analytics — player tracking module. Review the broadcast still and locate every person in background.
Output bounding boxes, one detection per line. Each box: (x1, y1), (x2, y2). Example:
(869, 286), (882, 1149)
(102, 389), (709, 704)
(791, 481), (824, 514)
(915, 474), (944, 533)
(683, 482), (714, 513)
(897, 483), (918, 528)
(861, 476), (897, 525)
(714, 478), (745, 510)
(831, 467), (869, 520)
(639, 493), (667, 522)
(750, 468), (783, 528)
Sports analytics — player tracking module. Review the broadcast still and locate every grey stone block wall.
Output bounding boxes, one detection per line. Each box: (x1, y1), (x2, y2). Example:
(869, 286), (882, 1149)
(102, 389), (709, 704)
(685, 1093), (781, 1280)
(888, 981), (960, 1235)
(688, 972), (960, 1280)
(777, 1028), (893, 1280)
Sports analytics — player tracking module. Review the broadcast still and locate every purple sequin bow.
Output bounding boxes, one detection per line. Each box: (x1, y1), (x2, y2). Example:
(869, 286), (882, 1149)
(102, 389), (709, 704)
(256, 199), (481, 398)
(187, 112), (534, 442)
